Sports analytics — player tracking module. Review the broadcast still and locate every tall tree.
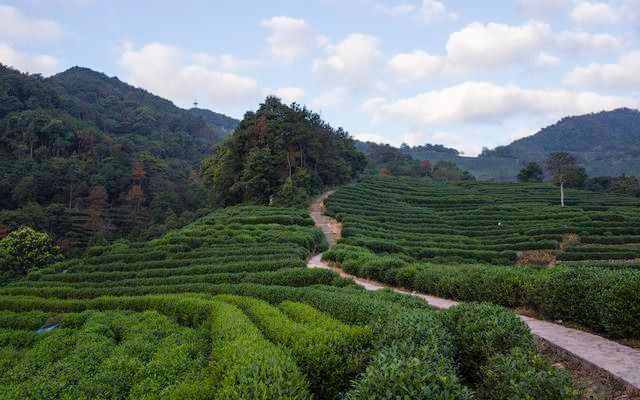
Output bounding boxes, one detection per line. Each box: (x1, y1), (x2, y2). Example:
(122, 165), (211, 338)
(545, 152), (586, 207)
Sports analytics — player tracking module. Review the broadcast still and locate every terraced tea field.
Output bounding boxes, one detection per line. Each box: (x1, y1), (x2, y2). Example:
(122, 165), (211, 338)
(324, 177), (640, 339)
(0, 204), (579, 399)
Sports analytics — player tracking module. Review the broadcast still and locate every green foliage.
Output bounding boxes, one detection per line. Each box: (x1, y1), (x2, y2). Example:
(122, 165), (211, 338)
(210, 300), (311, 400)
(0, 227), (61, 276)
(203, 96), (366, 207)
(218, 294), (372, 399)
(0, 64), (239, 249)
(325, 177), (640, 338)
(518, 162), (544, 182)
(545, 152), (587, 188)
(346, 309), (472, 400)
(443, 303), (535, 383)
(478, 348), (578, 400)
(0, 310), (212, 399)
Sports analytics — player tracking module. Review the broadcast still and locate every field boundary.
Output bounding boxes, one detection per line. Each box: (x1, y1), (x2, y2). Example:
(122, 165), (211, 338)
(308, 191), (640, 392)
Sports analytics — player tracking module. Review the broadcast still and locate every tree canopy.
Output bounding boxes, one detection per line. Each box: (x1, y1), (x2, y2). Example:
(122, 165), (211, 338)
(203, 97), (366, 206)
(545, 152), (587, 188)
(0, 64), (239, 250)
(517, 162), (544, 183)
(0, 226), (61, 277)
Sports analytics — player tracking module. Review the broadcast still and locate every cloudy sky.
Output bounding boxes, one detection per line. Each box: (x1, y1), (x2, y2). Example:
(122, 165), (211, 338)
(1, 0), (639, 155)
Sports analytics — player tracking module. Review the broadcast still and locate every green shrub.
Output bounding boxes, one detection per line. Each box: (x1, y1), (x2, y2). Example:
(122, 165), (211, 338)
(346, 309), (472, 399)
(478, 348), (578, 400)
(442, 303), (535, 383)
(0, 226), (62, 276)
(218, 294), (372, 399)
(209, 301), (311, 400)
(345, 342), (472, 400)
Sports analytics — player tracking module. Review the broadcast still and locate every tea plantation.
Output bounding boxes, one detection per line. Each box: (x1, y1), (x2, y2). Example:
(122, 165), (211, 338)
(324, 176), (640, 339)
(0, 205), (578, 399)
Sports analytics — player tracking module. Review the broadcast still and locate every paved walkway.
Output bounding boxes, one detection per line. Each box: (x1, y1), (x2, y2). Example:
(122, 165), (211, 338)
(308, 193), (640, 391)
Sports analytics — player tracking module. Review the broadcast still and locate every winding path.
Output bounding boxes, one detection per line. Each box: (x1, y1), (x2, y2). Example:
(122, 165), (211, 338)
(308, 191), (640, 392)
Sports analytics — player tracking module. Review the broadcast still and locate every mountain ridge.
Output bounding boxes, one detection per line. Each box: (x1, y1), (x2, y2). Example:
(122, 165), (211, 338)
(0, 63), (239, 249)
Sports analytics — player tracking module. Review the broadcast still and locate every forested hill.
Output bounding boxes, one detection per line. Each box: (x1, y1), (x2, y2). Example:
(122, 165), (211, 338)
(480, 108), (640, 177)
(0, 64), (239, 250)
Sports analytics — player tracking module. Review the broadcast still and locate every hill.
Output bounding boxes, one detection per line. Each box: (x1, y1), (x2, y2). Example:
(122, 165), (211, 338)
(480, 108), (640, 177)
(0, 203), (577, 398)
(0, 64), (239, 249)
(204, 96), (366, 206)
(324, 176), (640, 339)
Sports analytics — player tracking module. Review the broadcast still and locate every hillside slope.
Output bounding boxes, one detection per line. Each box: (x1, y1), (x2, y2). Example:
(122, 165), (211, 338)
(481, 108), (640, 177)
(0, 64), (239, 248)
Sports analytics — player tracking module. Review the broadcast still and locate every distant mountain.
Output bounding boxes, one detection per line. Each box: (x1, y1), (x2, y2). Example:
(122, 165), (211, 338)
(399, 109), (640, 180)
(0, 64), (239, 249)
(480, 108), (640, 177)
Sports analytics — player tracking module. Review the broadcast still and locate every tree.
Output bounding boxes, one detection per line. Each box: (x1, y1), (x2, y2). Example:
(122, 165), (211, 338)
(420, 160), (432, 176)
(202, 96), (365, 207)
(0, 226), (61, 276)
(517, 162), (544, 182)
(84, 185), (109, 238)
(544, 152), (587, 207)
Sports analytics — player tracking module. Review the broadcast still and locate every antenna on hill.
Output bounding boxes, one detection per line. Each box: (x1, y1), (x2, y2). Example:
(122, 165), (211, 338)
(193, 100), (198, 108)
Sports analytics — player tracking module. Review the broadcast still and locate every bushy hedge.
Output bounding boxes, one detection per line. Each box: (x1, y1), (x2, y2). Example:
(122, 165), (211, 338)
(326, 243), (640, 339)
(0, 310), (212, 399)
(346, 309), (472, 399)
(209, 300), (311, 399)
(478, 348), (578, 400)
(217, 294), (372, 399)
(327, 176), (640, 265)
(442, 303), (535, 383)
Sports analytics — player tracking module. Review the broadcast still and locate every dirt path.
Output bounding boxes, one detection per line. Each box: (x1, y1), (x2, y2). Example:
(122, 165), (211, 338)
(307, 192), (640, 393)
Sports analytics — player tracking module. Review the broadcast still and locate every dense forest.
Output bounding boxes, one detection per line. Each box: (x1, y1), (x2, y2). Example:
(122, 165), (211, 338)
(203, 96), (367, 206)
(0, 64), (238, 251)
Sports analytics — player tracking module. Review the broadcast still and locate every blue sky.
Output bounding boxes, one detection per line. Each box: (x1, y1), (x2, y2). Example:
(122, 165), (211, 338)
(1, 0), (639, 155)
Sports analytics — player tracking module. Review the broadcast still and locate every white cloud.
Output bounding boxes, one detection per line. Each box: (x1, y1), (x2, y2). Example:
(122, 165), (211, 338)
(564, 51), (640, 90)
(313, 33), (381, 87)
(311, 87), (348, 110)
(352, 131), (390, 143)
(119, 42), (259, 110)
(0, 43), (59, 75)
(555, 30), (622, 53)
(419, 0), (457, 22)
(388, 50), (444, 81)
(446, 21), (551, 69)
(570, 2), (620, 25)
(362, 81), (638, 126)
(535, 52), (561, 67)
(0, 5), (63, 42)
(268, 87), (305, 103)
(387, 21), (621, 82)
(261, 16), (318, 63)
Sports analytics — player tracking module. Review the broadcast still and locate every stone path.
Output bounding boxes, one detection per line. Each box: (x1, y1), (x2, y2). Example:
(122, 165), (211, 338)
(308, 192), (640, 391)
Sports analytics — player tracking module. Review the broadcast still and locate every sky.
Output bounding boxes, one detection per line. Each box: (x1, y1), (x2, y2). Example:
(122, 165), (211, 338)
(1, 0), (640, 155)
